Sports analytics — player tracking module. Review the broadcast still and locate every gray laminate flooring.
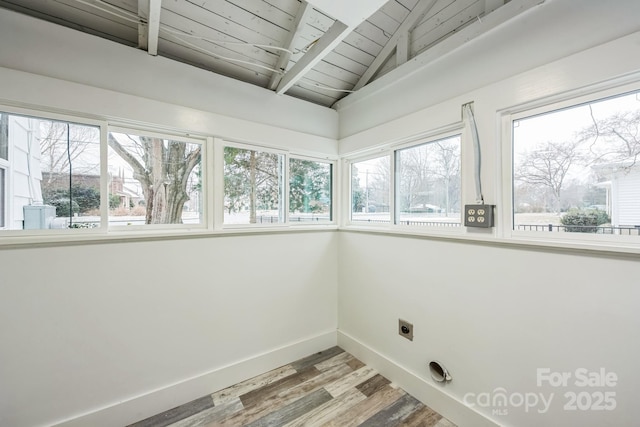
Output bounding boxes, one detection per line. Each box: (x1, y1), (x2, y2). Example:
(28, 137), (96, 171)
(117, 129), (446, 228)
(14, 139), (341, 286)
(127, 347), (456, 427)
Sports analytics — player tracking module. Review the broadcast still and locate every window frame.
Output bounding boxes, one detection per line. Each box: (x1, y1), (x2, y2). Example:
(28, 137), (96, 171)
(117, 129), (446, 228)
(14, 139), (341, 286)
(500, 79), (640, 249)
(345, 125), (464, 236)
(220, 140), (289, 229)
(0, 105), (107, 237)
(347, 152), (394, 226)
(106, 125), (208, 231)
(288, 154), (336, 226)
(393, 130), (463, 230)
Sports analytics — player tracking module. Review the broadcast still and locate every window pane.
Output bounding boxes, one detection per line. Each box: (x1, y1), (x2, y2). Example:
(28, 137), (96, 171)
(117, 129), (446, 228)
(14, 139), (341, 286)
(396, 135), (461, 227)
(108, 131), (202, 226)
(224, 146), (284, 225)
(513, 90), (640, 235)
(0, 112), (101, 231)
(351, 156), (391, 223)
(289, 159), (332, 223)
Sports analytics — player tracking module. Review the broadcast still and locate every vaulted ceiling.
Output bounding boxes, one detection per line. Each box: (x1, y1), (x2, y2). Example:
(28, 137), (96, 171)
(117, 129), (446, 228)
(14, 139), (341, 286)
(0, 0), (537, 108)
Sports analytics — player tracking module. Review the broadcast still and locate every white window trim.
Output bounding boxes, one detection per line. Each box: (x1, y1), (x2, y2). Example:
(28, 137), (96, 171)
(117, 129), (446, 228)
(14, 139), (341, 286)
(394, 130), (464, 231)
(288, 154), (337, 226)
(0, 105), (107, 238)
(344, 124), (465, 237)
(499, 78), (640, 251)
(220, 140), (289, 229)
(107, 125), (208, 232)
(346, 152), (394, 227)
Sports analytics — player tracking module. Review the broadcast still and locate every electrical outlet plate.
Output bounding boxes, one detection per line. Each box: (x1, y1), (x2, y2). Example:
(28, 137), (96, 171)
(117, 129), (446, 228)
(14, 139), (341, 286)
(398, 319), (413, 341)
(464, 204), (495, 228)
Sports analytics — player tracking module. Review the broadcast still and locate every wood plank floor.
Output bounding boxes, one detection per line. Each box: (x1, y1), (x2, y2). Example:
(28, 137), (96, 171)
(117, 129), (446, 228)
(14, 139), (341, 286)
(127, 347), (456, 427)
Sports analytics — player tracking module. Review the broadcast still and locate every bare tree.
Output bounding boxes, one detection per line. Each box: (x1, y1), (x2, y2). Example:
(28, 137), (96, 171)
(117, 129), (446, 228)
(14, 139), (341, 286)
(515, 140), (584, 213)
(108, 133), (201, 224)
(38, 121), (99, 194)
(431, 140), (461, 214)
(580, 109), (640, 168)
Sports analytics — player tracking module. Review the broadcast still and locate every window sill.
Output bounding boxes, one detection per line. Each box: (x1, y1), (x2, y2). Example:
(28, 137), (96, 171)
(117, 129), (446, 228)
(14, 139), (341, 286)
(0, 224), (339, 249)
(339, 224), (640, 257)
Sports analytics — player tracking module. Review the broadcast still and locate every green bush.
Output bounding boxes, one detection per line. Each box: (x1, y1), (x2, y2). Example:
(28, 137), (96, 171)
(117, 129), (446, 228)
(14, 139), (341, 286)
(43, 185), (100, 214)
(50, 198), (80, 217)
(561, 209), (610, 233)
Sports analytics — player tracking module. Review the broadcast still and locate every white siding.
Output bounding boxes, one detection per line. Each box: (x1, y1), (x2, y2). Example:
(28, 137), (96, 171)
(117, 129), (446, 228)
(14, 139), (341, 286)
(614, 168), (640, 226)
(7, 115), (43, 228)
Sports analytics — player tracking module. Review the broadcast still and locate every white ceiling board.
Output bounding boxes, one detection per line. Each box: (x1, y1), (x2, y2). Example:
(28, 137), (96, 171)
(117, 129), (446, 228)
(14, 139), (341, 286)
(229, 0), (296, 30)
(0, 0), (138, 45)
(332, 42), (376, 67)
(323, 51), (368, 77)
(287, 84), (337, 106)
(159, 38), (273, 87)
(174, 0), (290, 45)
(412, 0), (485, 55)
(343, 30), (385, 57)
(379, 1), (411, 23)
(262, 0), (301, 16)
(306, 0), (388, 27)
(352, 20), (389, 48)
(159, 10), (280, 72)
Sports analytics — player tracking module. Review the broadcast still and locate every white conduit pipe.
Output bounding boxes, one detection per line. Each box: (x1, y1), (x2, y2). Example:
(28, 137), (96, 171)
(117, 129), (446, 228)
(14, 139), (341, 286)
(463, 102), (484, 204)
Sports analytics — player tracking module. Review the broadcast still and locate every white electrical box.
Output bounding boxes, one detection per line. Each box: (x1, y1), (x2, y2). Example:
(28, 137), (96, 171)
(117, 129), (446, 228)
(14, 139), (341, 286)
(23, 205), (56, 229)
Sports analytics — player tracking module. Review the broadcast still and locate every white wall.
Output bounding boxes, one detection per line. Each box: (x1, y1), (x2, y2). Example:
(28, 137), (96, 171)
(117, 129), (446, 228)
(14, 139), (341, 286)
(0, 232), (338, 427)
(338, 232), (640, 427)
(336, 2), (640, 426)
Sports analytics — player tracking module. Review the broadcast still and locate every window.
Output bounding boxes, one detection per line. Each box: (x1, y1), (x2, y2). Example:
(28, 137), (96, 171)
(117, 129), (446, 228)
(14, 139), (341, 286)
(351, 155), (391, 223)
(395, 135), (461, 226)
(223, 145), (285, 225)
(513, 88), (640, 236)
(289, 158), (332, 223)
(0, 111), (101, 231)
(108, 129), (203, 227)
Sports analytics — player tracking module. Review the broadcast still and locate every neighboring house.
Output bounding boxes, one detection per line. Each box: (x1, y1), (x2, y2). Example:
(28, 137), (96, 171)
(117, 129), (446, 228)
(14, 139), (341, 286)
(594, 162), (640, 228)
(0, 114), (44, 230)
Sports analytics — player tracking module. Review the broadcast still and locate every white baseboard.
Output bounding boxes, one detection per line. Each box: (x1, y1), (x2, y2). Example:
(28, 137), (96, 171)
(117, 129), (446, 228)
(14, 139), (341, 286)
(337, 331), (499, 427)
(52, 331), (337, 427)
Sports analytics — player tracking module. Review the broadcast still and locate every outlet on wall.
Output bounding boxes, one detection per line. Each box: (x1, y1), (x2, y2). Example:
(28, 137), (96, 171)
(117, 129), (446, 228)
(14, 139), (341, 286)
(398, 319), (413, 341)
(464, 204), (495, 228)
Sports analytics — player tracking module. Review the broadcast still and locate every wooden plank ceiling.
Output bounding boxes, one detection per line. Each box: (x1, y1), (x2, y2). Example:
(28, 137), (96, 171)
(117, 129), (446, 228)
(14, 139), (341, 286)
(0, 0), (534, 108)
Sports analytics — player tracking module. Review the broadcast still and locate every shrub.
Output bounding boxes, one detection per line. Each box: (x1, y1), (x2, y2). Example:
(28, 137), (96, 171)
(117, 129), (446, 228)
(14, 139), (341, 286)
(44, 185), (100, 214)
(561, 209), (610, 233)
(50, 198), (80, 217)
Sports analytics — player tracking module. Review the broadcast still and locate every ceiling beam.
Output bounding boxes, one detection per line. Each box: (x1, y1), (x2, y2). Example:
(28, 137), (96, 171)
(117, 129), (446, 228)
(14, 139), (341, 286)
(137, 0), (149, 50)
(269, 1), (314, 90)
(147, 0), (162, 56)
(353, 0), (438, 91)
(276, 20), (350, 95)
